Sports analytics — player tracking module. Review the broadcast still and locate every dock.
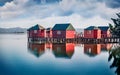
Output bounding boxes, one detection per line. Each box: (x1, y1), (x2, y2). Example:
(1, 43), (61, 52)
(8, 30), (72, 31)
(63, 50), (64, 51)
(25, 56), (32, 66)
(28, 37), (120, 44)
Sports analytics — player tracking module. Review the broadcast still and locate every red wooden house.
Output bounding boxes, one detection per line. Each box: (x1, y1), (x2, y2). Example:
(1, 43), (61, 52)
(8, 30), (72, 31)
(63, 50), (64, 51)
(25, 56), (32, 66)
(84, 44), (101, 57)
(52, 23), (75, 39)
(28, 43), (46, 57)
(98, 26), (111, 38)
(84, 26), (101, 39)
(27, 24), (45, 38)
(46, 27), (52, 38)
(52, 43), (75, 59)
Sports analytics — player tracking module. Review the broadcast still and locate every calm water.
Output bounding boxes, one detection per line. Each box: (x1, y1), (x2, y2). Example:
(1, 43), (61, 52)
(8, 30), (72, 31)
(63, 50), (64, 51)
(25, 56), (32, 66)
(0, 34), (116, 75)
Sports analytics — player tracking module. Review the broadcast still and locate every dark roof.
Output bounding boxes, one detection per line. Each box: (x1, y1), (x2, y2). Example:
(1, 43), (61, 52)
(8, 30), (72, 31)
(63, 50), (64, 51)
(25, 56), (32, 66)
(98, 26), (109, 31)
(46, 27), (52, 31)
(85, 26), (109, 31)
(27, 24), (44, 31)
(52, 23), (75, 30)
(84, 26), (98, 30)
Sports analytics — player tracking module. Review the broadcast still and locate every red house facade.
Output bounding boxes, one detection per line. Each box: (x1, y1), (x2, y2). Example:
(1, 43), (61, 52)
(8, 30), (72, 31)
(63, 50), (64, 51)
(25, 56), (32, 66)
(52, 23), (75, 39)
(84, 26), (111, 39)
(98, 26), (111, 38)
(84, 26), (101, 39)
(27, 24), (46, 38)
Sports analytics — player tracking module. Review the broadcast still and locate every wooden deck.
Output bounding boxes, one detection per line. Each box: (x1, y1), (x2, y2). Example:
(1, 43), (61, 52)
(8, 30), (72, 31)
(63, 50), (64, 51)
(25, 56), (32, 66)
(28, 37), (120, 44)
(79, 37), (120, 44)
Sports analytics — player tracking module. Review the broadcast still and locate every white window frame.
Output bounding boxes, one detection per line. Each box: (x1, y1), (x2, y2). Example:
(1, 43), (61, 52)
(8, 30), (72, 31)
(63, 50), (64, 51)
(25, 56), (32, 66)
(57, 31), (61, 35)
(34, 30), (37, 33)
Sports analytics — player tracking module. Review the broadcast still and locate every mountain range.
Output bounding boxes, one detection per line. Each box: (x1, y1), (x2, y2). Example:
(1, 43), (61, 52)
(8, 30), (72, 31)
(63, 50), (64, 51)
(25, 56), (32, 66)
(0, 27), (27, 33)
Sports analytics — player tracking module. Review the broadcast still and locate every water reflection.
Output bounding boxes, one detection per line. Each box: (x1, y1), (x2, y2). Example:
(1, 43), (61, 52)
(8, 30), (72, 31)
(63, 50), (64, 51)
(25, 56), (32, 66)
(28, 43), (46, 57)
(28, 42), (75, 59)
(108, 45), (120, 75)
(84, 44), (113, 57)
(0, 34), (117, 75)
(28, 42), (113, 58)
(52, 43), (75, 59)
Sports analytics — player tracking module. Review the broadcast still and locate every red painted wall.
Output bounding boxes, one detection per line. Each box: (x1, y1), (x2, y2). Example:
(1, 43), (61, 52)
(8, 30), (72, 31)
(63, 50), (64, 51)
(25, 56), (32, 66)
(52, 31), (66, 38)
(66, 31), (75, 38)
(52, 30), (75, 38)
(28, 30), (45, 38)
(46, 30), (52, 38)
(101, 31), (107, 38)
(84, 30), (94, 38)
(37, 30), (45, 38)
(94, 29), (101, 39)
(84, 29), (101, 39)
(100, 30), (111, 38)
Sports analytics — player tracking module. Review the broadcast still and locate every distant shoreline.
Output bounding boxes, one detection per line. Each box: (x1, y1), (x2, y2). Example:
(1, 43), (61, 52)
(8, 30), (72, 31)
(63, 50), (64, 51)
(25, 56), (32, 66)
(0, 32), (27, 34)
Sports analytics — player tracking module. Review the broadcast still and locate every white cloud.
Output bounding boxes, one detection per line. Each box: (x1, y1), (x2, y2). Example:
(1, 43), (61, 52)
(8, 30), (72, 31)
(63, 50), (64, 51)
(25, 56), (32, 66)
(0, 0), (119, 28)
(0, 13), (112, 29)
(0, 0), (28, 19)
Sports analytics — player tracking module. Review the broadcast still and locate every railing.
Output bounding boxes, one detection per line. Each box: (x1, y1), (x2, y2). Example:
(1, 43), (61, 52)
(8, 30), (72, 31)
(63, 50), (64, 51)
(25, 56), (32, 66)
(28, 37), (120, 44)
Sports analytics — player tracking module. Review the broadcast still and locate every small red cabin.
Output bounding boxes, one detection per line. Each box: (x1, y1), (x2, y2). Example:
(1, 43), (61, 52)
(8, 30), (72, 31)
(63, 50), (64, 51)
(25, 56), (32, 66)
(27, 24), (45, 38)
(84, 26), (101, 39)
(98, 26), (111, 38)
(52, 23), (75, 39)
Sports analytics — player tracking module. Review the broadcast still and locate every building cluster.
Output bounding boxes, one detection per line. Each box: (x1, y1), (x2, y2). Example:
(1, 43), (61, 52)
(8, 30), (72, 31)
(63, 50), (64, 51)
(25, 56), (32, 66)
(27, 23), (75, 39)
(84, 26), (111, 39)
(27, 23), (111, 39)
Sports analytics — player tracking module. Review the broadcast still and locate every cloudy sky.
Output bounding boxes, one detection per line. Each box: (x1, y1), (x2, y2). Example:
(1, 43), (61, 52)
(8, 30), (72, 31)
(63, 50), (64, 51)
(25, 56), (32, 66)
(0, 0), (119, 28)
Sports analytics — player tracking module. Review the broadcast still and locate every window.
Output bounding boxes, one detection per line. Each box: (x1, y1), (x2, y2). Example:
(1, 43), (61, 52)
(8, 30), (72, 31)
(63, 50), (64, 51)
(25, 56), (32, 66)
(34, 30), (37, 33)
(88, 30), (91, 34)
(57, 31), (61, 35)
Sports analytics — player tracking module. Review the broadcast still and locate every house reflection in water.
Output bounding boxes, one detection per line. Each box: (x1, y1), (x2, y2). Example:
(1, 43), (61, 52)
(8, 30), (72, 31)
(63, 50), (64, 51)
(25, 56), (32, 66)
(84, 44), (113, 57)
(28, 43), (46, 57)
(46, 43), (52, 50)
(52, 43), (75, 59)
(84, 44), (101, 57)
(101, 44), (113, 51)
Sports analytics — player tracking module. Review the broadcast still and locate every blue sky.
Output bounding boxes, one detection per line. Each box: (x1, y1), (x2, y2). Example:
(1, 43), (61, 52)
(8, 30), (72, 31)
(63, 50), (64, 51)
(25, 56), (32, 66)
(0, 0), (119, 28)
